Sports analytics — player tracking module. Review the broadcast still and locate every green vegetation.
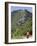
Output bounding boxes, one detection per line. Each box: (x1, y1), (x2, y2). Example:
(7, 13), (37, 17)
(11, 10), (32, 39)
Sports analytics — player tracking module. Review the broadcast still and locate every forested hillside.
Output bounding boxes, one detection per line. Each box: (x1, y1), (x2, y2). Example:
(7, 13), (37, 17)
(11, 9), (32, 39)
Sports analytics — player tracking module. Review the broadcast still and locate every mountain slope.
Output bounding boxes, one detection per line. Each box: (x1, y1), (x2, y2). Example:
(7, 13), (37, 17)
(11, 10), (32, 39)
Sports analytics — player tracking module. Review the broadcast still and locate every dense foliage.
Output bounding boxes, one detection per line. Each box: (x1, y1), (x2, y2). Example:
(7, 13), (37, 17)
(11, 10), (32, 39)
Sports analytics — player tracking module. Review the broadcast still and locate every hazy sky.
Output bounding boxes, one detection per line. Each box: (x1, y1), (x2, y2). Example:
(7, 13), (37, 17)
(11, 6), (32, 12)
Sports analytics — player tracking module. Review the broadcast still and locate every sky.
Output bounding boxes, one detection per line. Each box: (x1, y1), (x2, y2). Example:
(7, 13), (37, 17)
(11, 6), (32, 12)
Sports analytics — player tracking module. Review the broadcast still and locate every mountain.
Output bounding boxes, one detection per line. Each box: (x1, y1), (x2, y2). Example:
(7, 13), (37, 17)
(11, 9), (32, 38)
(11, 9), (32, 27)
